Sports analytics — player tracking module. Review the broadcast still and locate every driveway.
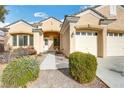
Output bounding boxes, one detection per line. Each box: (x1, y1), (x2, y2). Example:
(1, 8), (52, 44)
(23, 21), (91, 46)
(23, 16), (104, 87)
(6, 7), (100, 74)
(97, 56), (124, 88)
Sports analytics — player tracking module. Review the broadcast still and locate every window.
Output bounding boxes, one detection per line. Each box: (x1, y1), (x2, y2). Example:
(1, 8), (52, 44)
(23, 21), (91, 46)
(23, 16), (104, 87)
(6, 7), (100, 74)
(24, 36), (28, 46)
(93, 32), (97, 36)
(13, 35), (17, 46)
(81, 32), (86, 35)
(44, 39), (48, 45)
(114, 33), (118, 37)
(119, 33), (123, 37)
(19, 35), (28, 46)
(76, 32), (80, 35)
(30, 35), (33, 45)
(107, 32), (113, 36)
(54, 38), (60, 46)
(87, 32), (92, 36)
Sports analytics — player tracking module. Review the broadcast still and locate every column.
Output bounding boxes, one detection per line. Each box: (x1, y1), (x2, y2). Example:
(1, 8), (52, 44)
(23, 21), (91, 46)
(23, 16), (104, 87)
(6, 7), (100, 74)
(69, 23), (76, 54)
(97, 25), (107, 57)
(33, 30), (43, 54)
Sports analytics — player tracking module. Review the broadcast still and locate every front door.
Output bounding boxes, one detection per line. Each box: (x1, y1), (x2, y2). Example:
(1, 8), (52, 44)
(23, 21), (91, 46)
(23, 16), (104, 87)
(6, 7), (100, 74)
(44, 38), (49, 51)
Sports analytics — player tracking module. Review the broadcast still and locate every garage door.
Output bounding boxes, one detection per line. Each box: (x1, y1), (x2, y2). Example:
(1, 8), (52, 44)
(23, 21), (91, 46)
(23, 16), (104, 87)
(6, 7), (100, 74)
(107, 32), (124, 56)
(75, 31), (97, 56)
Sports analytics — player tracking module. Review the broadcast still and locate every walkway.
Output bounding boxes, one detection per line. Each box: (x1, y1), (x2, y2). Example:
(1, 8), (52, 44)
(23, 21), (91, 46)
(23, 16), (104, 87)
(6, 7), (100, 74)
(40, 52), (68, 70)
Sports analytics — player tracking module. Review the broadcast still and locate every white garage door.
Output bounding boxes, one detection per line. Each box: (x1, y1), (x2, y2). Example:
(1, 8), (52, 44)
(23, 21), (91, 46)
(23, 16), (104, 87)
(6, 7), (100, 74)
(107, 32), (124, 56)
(75, 32), (97, 56)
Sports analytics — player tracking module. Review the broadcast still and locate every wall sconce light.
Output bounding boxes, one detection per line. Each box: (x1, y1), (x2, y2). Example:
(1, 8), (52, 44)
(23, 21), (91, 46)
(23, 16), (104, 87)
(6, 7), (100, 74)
(71, 32), (74, 38)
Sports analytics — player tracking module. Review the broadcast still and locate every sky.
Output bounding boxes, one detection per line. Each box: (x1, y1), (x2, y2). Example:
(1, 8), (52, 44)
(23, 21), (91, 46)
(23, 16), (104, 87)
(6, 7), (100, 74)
(0, 5), (92, 27)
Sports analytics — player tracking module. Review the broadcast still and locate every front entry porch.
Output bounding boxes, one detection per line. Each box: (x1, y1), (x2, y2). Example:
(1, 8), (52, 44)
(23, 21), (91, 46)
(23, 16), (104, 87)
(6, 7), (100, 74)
(43, 32), (60, 52)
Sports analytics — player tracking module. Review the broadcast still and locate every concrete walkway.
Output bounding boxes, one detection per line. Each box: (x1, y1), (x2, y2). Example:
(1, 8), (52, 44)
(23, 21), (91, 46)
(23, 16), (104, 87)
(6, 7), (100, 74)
(40, 53), (68, 70)
(97, 57), (124, 88)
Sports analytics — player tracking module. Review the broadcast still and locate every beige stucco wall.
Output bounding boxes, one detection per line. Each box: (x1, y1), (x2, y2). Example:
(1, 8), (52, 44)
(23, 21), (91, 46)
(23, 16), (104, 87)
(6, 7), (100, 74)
(60, 24), (70, 57)
(40, 18), (62, 32)
(33, 31), (44, 54)
(61, 5), (124, 57)
(7, 21), (33, 34)
(75, 11), (100, 27)
(4, 21), (33, 51)
(97, 5), (124, 31)
(69, 23), (76, 54)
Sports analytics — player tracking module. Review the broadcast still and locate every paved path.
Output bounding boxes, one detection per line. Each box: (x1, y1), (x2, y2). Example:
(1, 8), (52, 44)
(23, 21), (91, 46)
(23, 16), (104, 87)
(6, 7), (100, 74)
(40, 53), (68, 70)
(97, 57), (124, 88)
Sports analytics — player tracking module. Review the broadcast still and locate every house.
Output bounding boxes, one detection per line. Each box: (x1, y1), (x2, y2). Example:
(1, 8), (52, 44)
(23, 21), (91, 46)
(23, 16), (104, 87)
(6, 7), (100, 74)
(4, 17), (62, 53)
(60, 5), (124, 57)
(0, 28), (6, 52)
(3, 5), (124, 58)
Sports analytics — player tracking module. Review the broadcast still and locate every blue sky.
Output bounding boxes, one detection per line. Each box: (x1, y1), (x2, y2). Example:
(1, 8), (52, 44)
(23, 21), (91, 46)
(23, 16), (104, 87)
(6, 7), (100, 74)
(4, 5), (89, 24)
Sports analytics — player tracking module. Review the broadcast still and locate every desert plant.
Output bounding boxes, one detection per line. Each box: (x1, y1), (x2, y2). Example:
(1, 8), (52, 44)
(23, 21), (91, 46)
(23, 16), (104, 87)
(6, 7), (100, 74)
(2, 56), (40, 88)
(69, 52), (97, 83)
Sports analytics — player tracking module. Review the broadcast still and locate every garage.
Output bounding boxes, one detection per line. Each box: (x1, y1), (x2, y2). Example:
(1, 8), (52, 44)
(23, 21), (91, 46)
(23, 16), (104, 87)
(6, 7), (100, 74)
(75, 31), (97, 56)
(107, 32), (124, 56)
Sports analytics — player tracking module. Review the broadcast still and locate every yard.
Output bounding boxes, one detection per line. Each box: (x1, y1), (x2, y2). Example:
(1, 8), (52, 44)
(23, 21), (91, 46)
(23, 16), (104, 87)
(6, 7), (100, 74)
(0, 51), (108, 88)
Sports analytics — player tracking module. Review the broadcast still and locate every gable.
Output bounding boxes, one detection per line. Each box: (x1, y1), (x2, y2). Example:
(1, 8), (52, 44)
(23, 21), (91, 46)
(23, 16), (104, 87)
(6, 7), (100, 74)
(75, 6), (104, 16)
(7, 21), (33, 34)
(97, 6), (124, 30)
(40, 17), (62, 32)
(75, 11), (101, 26)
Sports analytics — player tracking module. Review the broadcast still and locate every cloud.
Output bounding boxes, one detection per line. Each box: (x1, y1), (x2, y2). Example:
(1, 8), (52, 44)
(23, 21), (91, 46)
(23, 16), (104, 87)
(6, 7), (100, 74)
(34, 12), (49, 19)
(0, 22), (9, 27)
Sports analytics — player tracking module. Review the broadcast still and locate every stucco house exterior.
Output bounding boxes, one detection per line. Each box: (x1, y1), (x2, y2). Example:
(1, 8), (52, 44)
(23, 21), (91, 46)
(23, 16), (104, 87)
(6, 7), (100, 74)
(60, 5), (124, 57)
(3, 5), (124, 58)
(4, 17), (62, 53)
(0, 28), (6, 52)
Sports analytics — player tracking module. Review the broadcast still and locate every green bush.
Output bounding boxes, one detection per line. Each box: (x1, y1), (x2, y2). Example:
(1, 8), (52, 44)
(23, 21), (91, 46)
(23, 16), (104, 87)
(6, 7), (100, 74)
(2, 57), (40, 88)
(69, 52), (97, 83)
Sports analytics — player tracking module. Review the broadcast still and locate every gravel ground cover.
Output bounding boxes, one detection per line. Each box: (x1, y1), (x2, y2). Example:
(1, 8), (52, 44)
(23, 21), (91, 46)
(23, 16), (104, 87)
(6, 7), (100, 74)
(28, 68), (108, 88)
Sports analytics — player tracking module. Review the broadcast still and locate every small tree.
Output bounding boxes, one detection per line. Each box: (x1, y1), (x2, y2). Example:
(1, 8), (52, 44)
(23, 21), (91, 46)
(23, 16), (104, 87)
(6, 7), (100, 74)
(0, 5), (8, 23)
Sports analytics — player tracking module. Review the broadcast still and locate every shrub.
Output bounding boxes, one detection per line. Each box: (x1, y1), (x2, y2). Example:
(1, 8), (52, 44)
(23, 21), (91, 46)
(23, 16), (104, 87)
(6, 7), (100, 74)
(13, 47), (37, 57)
(0, 52), (13, 63)
(69, 52), (97, 83)
(13, 48), (28, 57)
(25, 47), (37, 55)
(2, 57), (40, 88)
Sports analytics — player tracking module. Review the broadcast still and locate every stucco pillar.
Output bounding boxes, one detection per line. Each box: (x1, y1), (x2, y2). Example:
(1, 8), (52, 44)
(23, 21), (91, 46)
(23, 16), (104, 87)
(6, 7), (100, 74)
(33, 29), (43, 54)
(97, 26), (107, 57)
(69, 23), (76, 54)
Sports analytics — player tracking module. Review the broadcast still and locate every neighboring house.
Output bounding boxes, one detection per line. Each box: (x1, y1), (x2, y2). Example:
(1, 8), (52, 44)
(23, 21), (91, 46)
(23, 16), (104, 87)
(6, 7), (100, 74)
(4, 17), (62, 53)
(3, 5), (124, 58)
(60, 5), (124, 57)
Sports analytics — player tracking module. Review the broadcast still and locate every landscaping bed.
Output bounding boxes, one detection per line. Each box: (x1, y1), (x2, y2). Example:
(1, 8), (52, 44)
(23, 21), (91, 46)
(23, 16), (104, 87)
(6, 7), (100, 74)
(28, 69), (108, 88)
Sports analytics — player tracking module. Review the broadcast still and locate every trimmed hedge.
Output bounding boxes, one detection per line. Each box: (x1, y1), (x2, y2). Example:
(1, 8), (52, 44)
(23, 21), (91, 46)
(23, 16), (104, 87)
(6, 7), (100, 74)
(2, 57), (40, 88)
(69, 52), (97, 83)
